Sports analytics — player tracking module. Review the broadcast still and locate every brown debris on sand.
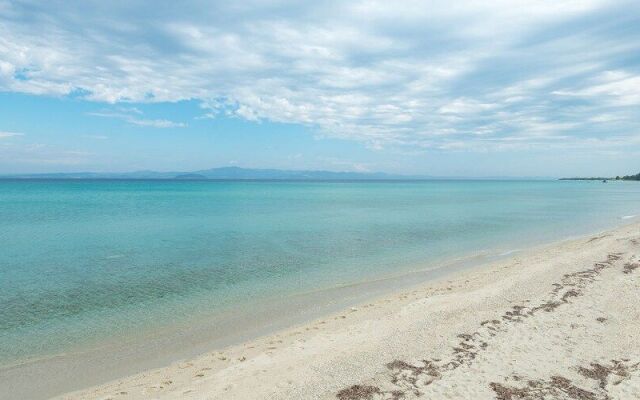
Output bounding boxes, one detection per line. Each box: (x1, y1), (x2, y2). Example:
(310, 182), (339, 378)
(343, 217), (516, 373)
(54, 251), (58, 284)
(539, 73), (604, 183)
(490, 359), (640, 400)
(577, 360), (639, 389)
(336, 385), (383, 400)
(623, 262), (639, 274)
(335, 253), (637, 399)
(490, 375), (598, 400)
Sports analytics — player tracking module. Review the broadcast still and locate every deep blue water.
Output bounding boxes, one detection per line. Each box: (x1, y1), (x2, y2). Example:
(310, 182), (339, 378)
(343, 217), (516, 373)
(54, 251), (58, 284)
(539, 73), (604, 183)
(1, 179), (639, 366)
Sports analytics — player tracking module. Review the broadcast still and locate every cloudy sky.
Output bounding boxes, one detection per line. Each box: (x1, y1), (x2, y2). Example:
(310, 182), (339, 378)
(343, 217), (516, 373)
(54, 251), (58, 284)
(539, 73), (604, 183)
(1, 0), (639, 176)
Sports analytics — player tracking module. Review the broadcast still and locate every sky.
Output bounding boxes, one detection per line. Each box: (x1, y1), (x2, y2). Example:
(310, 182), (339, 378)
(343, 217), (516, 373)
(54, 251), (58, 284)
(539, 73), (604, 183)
(1, 0), (639, 177)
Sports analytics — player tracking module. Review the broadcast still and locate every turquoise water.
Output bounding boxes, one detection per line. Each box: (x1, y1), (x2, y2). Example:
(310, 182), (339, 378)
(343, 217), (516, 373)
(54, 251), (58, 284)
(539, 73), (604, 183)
(1, 179), (640, 368)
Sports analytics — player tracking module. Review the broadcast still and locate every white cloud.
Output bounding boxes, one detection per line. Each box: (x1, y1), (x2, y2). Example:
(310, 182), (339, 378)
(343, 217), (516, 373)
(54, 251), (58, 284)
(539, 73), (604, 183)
(0, 141), (92, 165)
(0, 0), (638, 150)
(81, 134), (109, 140)
(87, 109), (186, 128)
(0, 131), (23, 138)
(128, 118), (186, 129)
(554, 70), (640, 106)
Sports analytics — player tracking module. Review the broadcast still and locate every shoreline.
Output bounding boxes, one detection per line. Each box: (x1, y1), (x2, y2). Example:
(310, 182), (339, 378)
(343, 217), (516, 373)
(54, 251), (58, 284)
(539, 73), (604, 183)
(50, 222), (640, 398)
(0, 240), (514, 400)
(3, 221), (640, 399)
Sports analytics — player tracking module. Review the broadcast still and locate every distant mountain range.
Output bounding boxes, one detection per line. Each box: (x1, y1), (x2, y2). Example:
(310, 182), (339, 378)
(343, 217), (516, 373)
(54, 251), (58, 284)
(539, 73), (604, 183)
(2, 166), (415, 180)
(1, 167), (560, 181)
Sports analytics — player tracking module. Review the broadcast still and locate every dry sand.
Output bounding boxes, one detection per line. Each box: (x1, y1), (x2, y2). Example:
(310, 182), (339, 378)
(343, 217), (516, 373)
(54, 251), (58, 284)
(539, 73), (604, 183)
(55, 222), (640, 399)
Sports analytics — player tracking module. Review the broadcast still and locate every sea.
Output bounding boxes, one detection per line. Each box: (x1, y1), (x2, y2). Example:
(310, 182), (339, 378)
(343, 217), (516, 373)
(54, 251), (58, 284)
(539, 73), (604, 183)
(1, 179), (639, 398)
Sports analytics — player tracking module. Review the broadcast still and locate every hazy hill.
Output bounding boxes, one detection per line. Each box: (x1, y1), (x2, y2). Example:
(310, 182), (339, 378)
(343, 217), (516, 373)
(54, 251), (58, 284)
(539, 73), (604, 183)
(2, 166), (410, 180)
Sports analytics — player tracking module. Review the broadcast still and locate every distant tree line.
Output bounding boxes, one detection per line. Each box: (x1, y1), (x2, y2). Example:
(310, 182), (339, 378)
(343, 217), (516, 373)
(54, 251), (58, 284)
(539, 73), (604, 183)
(560, 172), (640, 181)
(620, 173), (640, 181)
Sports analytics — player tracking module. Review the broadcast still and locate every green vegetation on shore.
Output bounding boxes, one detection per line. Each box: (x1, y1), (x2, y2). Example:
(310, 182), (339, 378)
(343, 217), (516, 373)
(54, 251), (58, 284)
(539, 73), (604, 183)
(560, 173), (640, 181)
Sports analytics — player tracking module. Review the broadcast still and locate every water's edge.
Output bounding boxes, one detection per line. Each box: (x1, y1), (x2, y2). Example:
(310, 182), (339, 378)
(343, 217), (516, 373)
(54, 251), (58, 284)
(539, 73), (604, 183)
(1, 218), (636, 400)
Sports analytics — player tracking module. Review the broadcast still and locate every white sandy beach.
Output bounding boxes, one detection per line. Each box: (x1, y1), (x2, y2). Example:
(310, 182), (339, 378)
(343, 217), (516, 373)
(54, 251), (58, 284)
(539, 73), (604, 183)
(54, 222), (640, 400)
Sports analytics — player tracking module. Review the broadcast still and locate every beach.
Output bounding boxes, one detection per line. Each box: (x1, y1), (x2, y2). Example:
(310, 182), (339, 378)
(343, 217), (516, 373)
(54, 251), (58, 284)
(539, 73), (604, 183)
(4, 0), (639, 397)
(4, 0), (640, 397)
(46, 222), (640, 399)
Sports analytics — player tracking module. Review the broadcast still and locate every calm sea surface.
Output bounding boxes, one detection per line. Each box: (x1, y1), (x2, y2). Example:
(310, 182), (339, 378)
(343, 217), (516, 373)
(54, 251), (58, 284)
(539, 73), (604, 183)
(1, 179), (639, 368)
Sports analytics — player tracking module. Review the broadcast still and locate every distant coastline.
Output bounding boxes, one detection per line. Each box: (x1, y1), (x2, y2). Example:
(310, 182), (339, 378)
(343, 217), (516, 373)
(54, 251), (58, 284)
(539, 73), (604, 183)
(0, 166), (552, 181)
(560, 172), (640, 181)
(0, 166), (400, 181)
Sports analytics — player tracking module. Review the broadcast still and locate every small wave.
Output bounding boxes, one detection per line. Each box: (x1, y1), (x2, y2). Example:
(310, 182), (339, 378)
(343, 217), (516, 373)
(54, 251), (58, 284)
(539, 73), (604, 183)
(106, 254), (125, 259)
(498, 249), (521, 257)
(621, 215), (637, 220)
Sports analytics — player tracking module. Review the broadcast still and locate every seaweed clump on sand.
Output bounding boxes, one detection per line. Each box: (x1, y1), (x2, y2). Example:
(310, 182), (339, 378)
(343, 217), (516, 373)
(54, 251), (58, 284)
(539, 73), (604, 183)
(490, 375), (598, 400)
(336, 385), (382, 400)
(623, 263), (639, 274)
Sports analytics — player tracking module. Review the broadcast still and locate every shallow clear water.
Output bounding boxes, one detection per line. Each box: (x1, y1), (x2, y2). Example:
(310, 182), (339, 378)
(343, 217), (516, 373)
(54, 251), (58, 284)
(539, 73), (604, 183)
(1, 179), (639, 367)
